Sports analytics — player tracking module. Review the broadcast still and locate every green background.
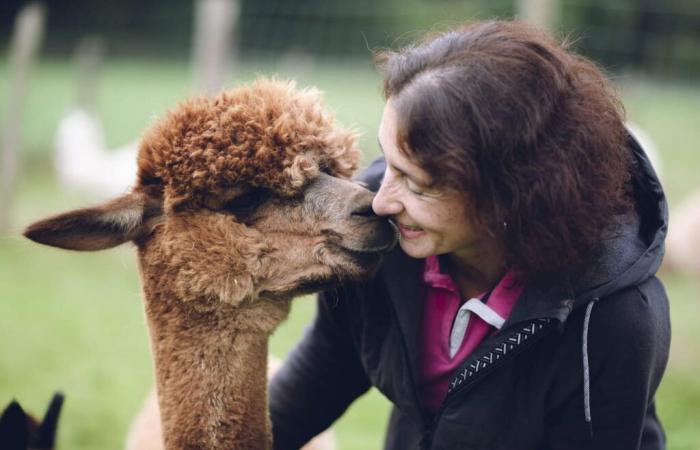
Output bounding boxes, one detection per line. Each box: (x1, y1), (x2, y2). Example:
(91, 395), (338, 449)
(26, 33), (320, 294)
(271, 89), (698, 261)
(1, 59), (699, 449)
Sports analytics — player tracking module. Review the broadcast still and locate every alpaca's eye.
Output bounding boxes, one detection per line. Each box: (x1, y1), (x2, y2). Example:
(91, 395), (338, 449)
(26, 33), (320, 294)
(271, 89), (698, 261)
(222, 189), (269, 215)
(319, 161), (332, 175)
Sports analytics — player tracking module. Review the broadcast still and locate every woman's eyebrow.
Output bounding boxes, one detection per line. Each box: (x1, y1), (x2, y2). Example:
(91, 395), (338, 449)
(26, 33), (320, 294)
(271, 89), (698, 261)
(378, 137), (435, 188)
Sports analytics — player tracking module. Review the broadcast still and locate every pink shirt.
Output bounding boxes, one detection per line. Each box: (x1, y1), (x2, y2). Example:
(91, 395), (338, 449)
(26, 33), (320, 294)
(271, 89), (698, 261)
(418, 255), (524, 413)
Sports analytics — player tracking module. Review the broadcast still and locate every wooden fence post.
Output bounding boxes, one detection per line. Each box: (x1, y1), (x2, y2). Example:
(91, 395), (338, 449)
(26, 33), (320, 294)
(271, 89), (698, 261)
(0, 2), (46, 233)
(74, 36), (104, 111)
(191, 0), (241, 95)
(516, 0), (560, 31)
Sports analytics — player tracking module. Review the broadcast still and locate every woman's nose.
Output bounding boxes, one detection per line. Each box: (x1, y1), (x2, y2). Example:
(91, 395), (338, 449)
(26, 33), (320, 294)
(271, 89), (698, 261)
(372, 179), (402, 217)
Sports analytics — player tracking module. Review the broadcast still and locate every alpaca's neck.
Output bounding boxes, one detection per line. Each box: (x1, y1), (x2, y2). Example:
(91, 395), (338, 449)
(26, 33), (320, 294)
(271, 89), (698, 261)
(143, 291), (289, 450)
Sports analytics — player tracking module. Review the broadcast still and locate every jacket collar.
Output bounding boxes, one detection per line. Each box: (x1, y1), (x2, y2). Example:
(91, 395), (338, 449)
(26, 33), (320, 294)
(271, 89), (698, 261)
(501, 282), (574, 331)
(382, 246), (576, 337)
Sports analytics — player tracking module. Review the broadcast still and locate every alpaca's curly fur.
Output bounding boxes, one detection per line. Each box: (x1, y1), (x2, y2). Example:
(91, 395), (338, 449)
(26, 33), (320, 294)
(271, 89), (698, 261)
(137, 79), (361, 209)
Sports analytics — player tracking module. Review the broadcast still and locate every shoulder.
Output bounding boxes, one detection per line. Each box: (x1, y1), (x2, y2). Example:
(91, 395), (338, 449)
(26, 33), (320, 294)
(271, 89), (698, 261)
(582, 277), (670, 365)
(589, 278), (669, 336)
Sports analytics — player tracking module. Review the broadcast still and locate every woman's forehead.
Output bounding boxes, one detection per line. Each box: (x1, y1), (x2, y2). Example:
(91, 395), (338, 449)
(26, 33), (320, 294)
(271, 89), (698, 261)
(378, 102), (433, 186)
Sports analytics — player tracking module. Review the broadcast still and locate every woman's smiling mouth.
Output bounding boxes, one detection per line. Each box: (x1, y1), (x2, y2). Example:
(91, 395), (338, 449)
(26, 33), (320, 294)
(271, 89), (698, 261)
(396, 222), (426, 239)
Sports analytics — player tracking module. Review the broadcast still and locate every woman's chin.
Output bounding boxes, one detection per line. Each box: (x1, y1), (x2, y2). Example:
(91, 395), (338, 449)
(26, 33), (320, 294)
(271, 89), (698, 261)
(398, 240), (432, 259)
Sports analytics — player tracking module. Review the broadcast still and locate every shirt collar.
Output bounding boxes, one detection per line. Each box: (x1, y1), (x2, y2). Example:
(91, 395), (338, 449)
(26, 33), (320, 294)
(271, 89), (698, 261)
(422, 255), (525, 318)
(422, 255), (458, 292)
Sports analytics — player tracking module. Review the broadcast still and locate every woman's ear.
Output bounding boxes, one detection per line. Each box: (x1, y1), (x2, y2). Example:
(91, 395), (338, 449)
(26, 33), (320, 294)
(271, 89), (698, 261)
(23, 192), (162, 251)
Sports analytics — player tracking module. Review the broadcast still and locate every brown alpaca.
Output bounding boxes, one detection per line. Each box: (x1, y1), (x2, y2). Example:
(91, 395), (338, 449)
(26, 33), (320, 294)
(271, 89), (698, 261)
(125, 356), (338, 450)
(24, 79), (396, 450)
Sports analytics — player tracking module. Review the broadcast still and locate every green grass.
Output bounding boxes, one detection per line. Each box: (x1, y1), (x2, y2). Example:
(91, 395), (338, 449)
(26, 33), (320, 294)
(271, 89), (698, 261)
(1, 58), (699, 449)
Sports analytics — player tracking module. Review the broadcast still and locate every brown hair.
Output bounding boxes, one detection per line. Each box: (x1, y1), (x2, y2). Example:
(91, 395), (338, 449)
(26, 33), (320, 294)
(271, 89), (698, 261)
(376, 20), (634, 282)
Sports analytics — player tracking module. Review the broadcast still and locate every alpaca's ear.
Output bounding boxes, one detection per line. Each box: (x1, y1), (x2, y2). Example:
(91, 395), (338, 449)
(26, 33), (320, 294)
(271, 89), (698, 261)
(24, 192), (163, 251)
(0, 400), (29, 450)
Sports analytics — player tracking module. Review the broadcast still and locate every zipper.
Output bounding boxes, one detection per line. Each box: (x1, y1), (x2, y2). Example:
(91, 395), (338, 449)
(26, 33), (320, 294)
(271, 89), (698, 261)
(422, 318), (556, 450)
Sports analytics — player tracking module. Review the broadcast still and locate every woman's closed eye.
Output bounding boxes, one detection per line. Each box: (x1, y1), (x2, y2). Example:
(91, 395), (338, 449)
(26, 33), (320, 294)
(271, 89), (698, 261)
(387, 166), (422, 194)
(406, 179), (427, 196)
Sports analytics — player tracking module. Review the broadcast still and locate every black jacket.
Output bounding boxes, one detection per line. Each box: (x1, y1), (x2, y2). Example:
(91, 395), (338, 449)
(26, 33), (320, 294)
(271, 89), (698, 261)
(270, 135), (671, 450)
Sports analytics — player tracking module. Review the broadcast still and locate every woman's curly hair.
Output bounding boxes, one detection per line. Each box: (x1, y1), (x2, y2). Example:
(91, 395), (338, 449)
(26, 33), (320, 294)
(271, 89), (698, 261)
(376, 20), (634, 283)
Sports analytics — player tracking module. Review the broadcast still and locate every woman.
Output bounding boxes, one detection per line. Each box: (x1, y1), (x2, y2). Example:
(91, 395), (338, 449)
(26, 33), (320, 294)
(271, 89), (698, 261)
(270, 20), (670, 449)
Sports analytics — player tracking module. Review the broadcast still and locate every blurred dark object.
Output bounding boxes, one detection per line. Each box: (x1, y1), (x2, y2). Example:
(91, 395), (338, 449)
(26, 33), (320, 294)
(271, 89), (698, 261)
(0, 392), (65, 450)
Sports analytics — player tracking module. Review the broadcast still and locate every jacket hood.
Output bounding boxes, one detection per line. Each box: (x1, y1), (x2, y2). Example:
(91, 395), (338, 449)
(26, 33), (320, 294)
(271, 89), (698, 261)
(572, 133), (668, 307)
(544, 132), (669, 437)
(499, 132), (668, 329)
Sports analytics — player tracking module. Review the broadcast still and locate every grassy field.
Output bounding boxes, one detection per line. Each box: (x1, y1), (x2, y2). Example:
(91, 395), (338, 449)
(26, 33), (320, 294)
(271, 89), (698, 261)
(1, 58), (699, 449)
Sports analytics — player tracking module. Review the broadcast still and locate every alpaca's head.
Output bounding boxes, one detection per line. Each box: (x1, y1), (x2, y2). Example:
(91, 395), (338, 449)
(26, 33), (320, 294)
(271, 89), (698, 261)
(25, 79), (397, 314)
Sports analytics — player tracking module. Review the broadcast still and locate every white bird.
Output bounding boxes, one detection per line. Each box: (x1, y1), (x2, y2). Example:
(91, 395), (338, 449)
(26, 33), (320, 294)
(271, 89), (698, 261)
(54, 109), (138, 199)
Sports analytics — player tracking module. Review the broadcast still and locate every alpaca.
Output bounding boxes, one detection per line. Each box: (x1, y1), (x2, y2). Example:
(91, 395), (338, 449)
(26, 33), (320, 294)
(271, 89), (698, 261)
(0, 393), (64, 450)
(125, 356), (337, 450)
(24, 78), (397, 450)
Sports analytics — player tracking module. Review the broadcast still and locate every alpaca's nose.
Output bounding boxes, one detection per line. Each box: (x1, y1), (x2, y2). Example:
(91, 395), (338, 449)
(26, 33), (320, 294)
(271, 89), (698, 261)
(305, 173), (381, 221)
(348, 186), (378, 219)
(351, 199), (375, 218)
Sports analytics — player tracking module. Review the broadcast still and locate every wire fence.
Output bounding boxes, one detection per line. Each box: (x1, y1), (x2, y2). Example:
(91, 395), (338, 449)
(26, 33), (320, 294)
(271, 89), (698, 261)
(237, 0), (700, 77)
(1, 0), (699, 77)
(560, 0), (700, 76)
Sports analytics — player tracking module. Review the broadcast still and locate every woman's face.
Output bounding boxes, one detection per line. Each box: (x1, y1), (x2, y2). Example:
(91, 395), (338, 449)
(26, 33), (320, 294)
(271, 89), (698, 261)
(372, 101), (491, 263)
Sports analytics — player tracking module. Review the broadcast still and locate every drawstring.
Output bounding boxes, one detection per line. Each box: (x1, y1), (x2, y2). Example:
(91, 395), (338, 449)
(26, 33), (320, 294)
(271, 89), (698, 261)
(582, 298), (598, 438)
